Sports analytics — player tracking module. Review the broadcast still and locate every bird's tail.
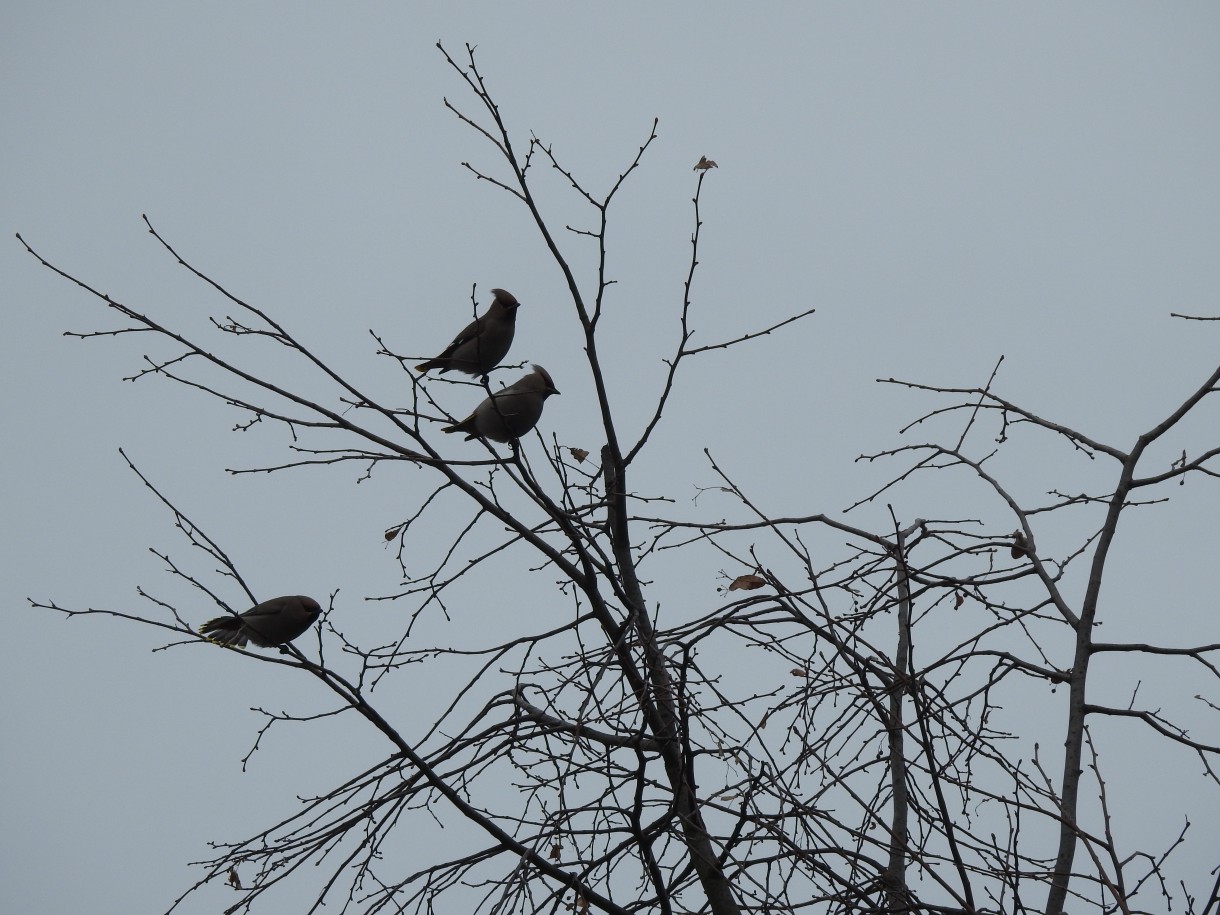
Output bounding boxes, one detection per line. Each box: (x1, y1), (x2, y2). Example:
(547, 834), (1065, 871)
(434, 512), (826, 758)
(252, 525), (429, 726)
(199, 616), (249, 648)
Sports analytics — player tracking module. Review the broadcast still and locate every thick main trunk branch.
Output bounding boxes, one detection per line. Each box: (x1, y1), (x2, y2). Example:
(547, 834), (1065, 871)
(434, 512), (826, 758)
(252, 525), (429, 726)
(603, 445), (741, 915)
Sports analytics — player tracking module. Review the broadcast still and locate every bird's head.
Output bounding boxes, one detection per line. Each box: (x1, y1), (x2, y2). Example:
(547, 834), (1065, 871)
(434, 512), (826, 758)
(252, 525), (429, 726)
(490, 288), (521, 312)
(530, 364), (560, 397)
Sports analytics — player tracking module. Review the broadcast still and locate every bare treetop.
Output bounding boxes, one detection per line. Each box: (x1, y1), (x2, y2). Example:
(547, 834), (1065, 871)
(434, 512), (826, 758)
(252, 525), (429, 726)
(20, 41), (1220, 915)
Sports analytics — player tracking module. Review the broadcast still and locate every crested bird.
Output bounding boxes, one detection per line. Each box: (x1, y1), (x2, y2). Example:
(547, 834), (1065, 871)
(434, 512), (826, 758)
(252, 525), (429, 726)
(417, 288), (521, 376)
(199, 595), (322, 648)
(442, 364), (559, 443)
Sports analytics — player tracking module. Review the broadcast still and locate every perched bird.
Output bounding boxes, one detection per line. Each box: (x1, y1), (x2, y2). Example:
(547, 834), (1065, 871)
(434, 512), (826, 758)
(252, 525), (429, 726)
(443, 364), (559, 443)
(199, 595), (322, 648)
(417, 288), (521, 376)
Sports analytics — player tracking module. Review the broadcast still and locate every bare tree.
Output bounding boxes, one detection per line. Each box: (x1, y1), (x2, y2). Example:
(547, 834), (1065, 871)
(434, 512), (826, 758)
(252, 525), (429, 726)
(21, 43), (1220, 915)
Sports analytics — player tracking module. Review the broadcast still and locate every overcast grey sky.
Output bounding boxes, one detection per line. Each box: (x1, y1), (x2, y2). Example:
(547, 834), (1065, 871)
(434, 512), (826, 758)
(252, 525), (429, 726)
(4, 3), (1220, 913)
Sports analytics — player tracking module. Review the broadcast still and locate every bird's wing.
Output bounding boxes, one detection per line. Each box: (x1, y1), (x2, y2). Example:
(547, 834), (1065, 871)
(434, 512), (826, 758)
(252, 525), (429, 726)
(435, 315), (483, 358)
(242, 596), (290, 620)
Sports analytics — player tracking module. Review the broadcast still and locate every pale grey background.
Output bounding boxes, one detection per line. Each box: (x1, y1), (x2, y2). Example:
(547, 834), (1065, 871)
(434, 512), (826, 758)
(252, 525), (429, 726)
(4, 3), (1220, 913)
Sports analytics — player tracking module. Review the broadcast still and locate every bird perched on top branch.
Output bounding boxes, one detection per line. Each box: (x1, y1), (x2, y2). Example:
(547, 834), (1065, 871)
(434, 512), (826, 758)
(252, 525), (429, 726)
(417, 288), (521, 377)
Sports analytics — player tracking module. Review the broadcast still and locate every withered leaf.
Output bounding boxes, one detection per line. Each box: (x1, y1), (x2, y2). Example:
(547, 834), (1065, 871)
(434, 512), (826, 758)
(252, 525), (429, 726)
(1010, 530), (1028, 559)
(569, 447), (589, 463)
(954, 591), (965, 609)
(728, 574), (766, 591)
(693, 155), (719, 171)
(384, 525), (402, 541)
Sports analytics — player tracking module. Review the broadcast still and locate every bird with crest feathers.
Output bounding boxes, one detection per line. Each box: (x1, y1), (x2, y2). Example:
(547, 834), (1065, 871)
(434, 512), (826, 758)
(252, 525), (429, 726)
(443, 365), (559, 443)
(417, 288), (521, 377)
